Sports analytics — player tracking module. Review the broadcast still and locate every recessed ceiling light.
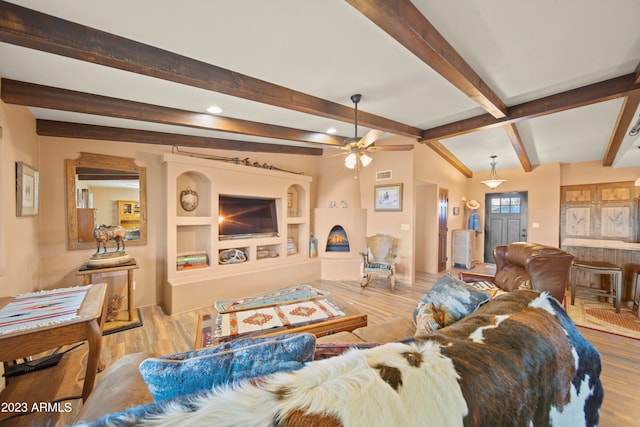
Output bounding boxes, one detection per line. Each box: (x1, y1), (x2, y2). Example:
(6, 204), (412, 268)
(327, 127), (337, 134)
(207, 105), (222, 114)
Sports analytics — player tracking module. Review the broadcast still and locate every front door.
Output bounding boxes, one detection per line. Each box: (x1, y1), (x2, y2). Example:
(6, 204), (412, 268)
(438, 188), (448, 271)
(484, 191), (528, 262)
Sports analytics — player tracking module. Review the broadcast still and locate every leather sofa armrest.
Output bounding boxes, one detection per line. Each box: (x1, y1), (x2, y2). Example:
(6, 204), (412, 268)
(458, 272), (496, 283)
(525, 253), (574, 302)
(493, 245), (508, 273)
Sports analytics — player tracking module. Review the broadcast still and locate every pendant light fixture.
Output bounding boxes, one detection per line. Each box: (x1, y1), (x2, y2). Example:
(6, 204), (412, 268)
(481, 155), (507, 189)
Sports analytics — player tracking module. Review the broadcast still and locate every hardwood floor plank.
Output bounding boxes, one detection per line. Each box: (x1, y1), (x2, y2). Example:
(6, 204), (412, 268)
(37, 266), (640, 425)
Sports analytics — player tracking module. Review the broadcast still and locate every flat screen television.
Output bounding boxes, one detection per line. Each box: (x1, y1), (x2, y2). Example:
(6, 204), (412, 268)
(218, 195), (279, 240)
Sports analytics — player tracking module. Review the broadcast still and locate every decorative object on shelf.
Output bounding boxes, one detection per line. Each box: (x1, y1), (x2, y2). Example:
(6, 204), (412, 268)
(171, 146), (304, 175)
(180, 187), (199, 212)
(15, 161), (39, 216)
(480, 155), (507, 189)
(93, 224), (127, 254)
(374, 183), (403, 212)
(287, 237), (297, 254)
(219, 248), (248, 265)
(329, 200), (336, 208)
(310, 233), (318, 258)
(86, 252), (132, 268)
(340, 200), (348, 208)
(256, 247), (271, 259)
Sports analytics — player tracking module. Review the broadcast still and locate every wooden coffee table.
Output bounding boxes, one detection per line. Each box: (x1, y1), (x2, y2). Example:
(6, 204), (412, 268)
(194, 296), (367, 349)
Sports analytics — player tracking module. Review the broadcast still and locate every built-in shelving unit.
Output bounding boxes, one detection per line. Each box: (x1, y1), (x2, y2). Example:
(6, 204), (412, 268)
(163, 153), (320, 314)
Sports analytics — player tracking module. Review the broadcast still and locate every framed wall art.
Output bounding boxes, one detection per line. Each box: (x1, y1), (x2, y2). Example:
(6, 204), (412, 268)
(374, 183), (403, 212)
(16, 161), (39, 216)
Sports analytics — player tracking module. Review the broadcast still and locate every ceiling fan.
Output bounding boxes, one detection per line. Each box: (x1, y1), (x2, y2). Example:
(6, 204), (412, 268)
(340, 94), (414, 178)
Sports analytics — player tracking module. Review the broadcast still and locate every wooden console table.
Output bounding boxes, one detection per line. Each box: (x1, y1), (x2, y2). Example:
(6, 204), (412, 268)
(77, 259), (138, 321)
(0, 283), (108, 403)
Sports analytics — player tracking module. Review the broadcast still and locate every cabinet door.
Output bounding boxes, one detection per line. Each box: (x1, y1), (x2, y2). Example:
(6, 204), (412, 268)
(78, 208), (96, 243)
(561, 185), (596, 240)
(561, 182), (638, 242)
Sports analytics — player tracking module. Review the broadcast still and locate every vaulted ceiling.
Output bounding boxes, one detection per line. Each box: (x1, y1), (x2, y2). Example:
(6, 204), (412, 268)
(1, 0), (640, 177)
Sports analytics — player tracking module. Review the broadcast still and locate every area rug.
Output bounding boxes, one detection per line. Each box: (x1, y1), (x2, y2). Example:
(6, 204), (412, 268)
(565, 292), (640, 340)
(103, 308), (143, 335)
(214, 284), (329, 313)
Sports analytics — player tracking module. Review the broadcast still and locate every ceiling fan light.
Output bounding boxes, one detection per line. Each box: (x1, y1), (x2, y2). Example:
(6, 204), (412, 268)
(345, 153), (357, 169)
(359, 153), (372, 167)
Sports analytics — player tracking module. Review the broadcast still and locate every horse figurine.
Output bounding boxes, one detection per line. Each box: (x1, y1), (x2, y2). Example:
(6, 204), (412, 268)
(93, 224), (127, 254)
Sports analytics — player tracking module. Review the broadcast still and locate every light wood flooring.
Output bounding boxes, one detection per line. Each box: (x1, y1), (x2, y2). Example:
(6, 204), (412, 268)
(15, 266), (640, 426)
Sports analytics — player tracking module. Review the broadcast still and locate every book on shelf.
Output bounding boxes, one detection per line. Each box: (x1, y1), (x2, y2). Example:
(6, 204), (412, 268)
(177, 263), (208, 270)
(176, 253), (209, 270)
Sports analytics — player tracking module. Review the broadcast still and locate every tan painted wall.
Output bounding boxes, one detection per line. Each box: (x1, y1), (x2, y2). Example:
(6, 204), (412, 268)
(413, 143), (468, 274)
(0, 96), (40, 297)
(3, 90), (639, 301)
(560, 160), (640, 186)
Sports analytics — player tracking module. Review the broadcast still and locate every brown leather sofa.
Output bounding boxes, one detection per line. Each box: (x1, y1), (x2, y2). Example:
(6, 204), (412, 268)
(459, 242), (574, 302)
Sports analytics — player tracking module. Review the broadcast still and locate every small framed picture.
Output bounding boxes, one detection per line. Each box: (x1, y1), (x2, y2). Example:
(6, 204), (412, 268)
(16, 161), (39, 216)
(453, 207), (460, 216)
(374, 183), (403, 212)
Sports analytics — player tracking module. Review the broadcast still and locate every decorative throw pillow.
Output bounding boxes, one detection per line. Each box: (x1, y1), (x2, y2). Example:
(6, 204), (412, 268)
(139, 333), (316, 401)
(413, 275), (490, 336)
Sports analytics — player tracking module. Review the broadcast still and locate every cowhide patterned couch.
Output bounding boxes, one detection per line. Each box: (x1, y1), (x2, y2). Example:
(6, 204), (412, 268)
(73, 289), (603, 427)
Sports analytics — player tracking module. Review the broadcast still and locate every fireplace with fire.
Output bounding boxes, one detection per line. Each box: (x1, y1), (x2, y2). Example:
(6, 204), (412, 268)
(326, 225), (350, 252)
(314, 208), (367, 280)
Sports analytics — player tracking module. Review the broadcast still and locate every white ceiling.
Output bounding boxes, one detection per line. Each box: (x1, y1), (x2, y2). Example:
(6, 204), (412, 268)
(1, 0), (640, 173)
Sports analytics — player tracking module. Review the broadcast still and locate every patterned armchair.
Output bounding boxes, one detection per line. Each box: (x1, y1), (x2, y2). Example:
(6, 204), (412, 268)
(360, 234), (397, 289)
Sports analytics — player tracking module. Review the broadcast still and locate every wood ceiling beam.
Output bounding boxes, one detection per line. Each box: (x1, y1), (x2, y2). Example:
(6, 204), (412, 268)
(36, 120), (324, 156)
(0, 1), (421, 139)
(421, 73), (640, 142)
(603, 93), (640, 166)
(1, 79), (346, 147)
(634, 61), (640, 85)
(346, 0), (507, 119)
(503, 124), (533, 172)
(424, 140), (473, 178)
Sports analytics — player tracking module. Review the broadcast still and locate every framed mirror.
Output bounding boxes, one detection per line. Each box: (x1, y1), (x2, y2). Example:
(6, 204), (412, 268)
(66, 152), (147, 250)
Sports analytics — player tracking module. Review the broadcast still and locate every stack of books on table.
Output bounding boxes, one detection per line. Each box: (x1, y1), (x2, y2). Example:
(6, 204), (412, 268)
(176, 253), (209, 270)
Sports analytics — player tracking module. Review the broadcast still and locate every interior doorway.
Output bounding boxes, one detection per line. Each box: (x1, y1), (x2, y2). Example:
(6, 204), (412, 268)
(484, 191), (528, 262)
(438, 188), (448, 272)
(414, 182), (438, 274)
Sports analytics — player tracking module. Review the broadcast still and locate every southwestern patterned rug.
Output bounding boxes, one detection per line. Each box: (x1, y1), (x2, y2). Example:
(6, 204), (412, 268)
(214, 284), (329, 313)
(565, 292), (640, 340)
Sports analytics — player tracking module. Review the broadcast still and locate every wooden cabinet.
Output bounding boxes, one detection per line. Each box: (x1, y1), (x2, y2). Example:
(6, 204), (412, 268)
(118, 200), (140, 230)
(561, 182), (639, 243)
(77, 208), (96, 243)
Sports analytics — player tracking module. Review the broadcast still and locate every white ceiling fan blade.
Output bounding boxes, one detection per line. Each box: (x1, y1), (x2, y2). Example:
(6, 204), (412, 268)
(366, 144), (414, 152)
(358, 129), (384, 148)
